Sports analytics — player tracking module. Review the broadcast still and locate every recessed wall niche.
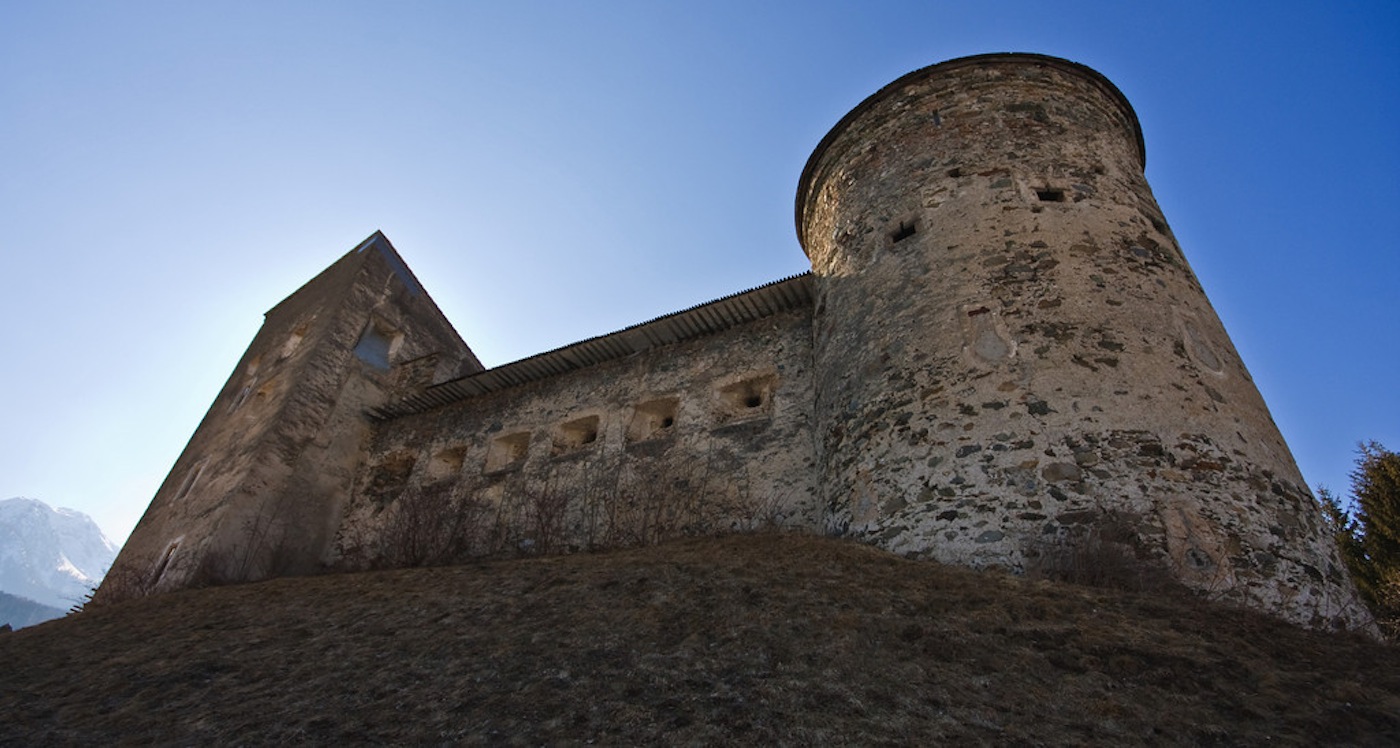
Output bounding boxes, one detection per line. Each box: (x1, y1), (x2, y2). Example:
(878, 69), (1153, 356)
(551, 415), (601, 457)
(715, 374), (777, 424)
(485, 432), (531, 473)
(626, 397), (680, 443)
(279, 322), (310, 361)
(252, 377), (278, 407)
(426, 445), (467, 482)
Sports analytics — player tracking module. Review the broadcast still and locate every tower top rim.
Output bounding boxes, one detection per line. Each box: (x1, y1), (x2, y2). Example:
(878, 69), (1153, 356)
(794, 53), (1146, 253)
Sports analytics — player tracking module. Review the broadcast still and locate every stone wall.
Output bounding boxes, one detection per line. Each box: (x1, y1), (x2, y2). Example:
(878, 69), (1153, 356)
(797, 54), (1368, 627)
(100, 235), (479, 598)
(334, 307), (819, 567)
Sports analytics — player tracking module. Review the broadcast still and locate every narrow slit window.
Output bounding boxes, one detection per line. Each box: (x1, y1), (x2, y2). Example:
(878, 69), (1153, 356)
(173, 460), (207, 502)
(229, 382), (254, 412)
(152, 539), (181, 583)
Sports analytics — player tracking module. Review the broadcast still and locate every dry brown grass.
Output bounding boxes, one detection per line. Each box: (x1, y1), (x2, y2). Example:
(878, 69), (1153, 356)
(2, 534), (1398, 745)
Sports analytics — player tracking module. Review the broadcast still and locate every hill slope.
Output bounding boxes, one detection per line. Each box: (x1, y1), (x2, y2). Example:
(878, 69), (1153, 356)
(2, 534), (1397, 744)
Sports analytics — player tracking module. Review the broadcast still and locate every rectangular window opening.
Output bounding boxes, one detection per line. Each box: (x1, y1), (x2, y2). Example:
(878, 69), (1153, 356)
(890, 220), (917, 244)
(1036, 188), (1066, 202)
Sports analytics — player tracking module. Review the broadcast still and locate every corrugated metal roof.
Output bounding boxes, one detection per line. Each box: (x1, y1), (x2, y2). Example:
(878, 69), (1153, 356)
(370, 273), (815, 420)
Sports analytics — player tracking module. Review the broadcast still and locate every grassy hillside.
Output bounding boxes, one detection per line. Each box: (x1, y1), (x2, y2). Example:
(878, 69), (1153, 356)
(2, 534), (1397, 744)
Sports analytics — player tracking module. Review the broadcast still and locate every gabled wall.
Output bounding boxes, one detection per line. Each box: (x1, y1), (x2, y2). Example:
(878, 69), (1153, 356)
(99, 234), (479, 600)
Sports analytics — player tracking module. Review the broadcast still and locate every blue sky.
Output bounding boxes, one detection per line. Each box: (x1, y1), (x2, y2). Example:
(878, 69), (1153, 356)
(2, 1), (1397, 545)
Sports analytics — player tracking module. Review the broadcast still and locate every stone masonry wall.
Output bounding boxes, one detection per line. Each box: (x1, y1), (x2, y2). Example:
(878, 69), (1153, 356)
(333, 308), (819, 567)
(102, 238), (478, 598)
(797, 55), (1368, 628)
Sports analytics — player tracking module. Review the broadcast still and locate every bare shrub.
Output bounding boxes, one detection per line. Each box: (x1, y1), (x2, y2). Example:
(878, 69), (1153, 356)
(561, 439), (807, 553)
(187, 548), (240, 588)
(378, 483), (495, 567)
(1025, 516), (1177, 594)
(571, 480), (613, 552)
(347, 437), (808, 569)
(730, 482), (796, 533)
(379, 485), (451, 567)
(169, 497), (310, 590)
(606, 455), (717, 548)
(521, 485), (570, 555)
(84, 556), (158, 608)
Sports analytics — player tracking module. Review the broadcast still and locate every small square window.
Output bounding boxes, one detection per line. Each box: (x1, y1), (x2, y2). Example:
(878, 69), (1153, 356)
(889, 220), (917, 244)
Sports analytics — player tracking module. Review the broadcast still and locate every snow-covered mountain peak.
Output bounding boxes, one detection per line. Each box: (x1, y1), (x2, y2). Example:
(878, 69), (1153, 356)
(0, 497), (120, 611)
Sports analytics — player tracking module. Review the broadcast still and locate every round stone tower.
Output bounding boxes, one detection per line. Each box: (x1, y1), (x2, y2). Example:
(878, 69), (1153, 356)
(796, 53), (1367, 628)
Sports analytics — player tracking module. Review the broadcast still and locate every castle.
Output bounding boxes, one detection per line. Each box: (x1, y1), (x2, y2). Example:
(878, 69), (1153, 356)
(101, 54), (1369, 629)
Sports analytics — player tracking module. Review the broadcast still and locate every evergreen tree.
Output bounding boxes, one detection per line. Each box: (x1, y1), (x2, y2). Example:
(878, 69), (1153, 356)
(1321, 441), (1400, 635)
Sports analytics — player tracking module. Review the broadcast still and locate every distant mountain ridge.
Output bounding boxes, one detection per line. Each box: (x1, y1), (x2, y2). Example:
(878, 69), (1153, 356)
(0, 590), (65, 629)
(0, 497), (118, 622)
